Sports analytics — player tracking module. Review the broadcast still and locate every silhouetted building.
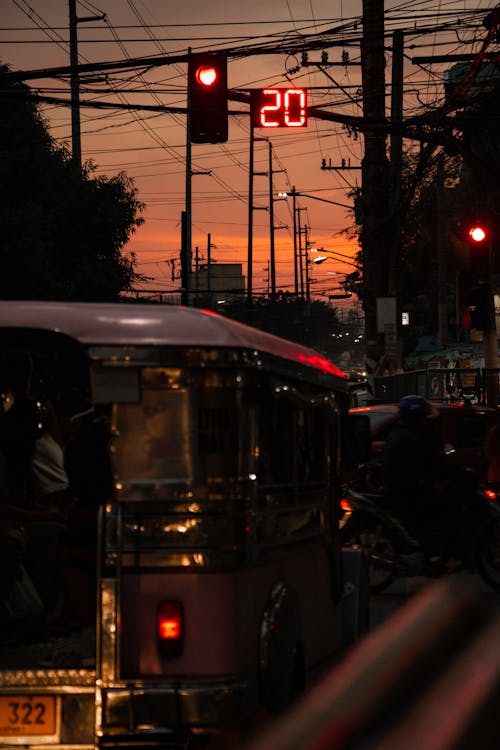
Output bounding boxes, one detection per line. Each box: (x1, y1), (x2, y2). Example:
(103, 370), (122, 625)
(190, 263), (245, 305)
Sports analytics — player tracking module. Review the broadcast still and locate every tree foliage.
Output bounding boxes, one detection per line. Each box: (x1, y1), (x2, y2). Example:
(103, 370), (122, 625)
(213, 294), (342, 355)
(0, 63), (145, 300)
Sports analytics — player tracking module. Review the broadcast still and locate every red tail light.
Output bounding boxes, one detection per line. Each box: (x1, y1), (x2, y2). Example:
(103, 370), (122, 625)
(484, 489), (497, 500)
(340, 497), (352, 512)
(157, 600), (183, 658)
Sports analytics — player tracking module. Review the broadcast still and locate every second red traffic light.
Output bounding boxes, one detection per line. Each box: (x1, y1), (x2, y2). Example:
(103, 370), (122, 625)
(468, 224), (488, 243)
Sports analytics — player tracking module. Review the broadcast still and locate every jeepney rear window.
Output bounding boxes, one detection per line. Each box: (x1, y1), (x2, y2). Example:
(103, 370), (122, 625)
(111, 367), (242, 485)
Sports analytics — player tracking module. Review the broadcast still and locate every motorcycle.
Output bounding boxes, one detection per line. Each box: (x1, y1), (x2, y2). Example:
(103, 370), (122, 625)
(339, 481), (500, 593)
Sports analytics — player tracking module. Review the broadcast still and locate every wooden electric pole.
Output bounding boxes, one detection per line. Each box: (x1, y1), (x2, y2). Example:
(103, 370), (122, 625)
(68, 0), (104, 168)
(360, 0), (391, 367)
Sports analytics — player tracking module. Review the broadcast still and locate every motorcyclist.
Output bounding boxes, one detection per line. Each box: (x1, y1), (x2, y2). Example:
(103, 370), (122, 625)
(381, 394), (454, 549)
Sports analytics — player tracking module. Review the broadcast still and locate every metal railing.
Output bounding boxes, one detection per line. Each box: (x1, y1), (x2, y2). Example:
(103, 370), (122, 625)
(374, 368), (500, 405)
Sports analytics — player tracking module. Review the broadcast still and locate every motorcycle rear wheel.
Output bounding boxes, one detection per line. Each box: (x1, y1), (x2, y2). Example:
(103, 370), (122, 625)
(476, 516), (500, 591)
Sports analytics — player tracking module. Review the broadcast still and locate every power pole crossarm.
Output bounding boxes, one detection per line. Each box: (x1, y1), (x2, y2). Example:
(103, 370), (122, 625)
(321, 157), (361, 170)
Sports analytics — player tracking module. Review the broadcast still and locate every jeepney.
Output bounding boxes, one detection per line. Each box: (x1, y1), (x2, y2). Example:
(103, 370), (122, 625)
(0, 302), (368, 749)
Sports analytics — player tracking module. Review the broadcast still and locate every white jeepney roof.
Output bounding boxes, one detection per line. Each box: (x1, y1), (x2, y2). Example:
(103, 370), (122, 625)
(0, 301), (347, 381)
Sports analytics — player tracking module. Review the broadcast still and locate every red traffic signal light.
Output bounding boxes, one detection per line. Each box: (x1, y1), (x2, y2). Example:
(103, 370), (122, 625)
(195, 64), (218, 87)
(468, 224), (488, 244)
(188, 53), (228, 144)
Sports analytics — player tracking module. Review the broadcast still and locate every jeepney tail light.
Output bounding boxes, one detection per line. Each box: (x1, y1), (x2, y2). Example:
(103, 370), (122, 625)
(340, 497), (352, 512)
(157, 600), (183, 658)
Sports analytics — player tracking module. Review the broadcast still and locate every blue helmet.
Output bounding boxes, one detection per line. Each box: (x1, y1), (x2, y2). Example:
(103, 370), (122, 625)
(398, 395), (435, 426)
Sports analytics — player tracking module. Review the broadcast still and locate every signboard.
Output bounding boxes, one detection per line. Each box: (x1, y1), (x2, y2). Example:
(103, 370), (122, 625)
(376, 297), (397, 334)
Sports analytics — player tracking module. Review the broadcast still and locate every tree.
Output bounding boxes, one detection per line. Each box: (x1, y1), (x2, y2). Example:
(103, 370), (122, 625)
(346, 148), (463, 354)
(0, 63), (145, 300)
(215, 294), (342, 356)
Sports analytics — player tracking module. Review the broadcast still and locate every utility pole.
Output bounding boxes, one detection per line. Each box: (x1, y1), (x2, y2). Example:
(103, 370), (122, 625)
(360, 0), (391, 366)
(207, 233), (213, 306)
(68, 0), (104, 168)
(388, 28), (404, 371)
(184, 49), (194, 306)
(247, 131), (267, 303)
(247, 125), (254, 304)
(180, 211), (188, 305)
(304, 226), (311, 301)
(484, 229), (498, 406)
(185, 114), (192, 305)
(292, 187), (299, 296)
(69, 0), (81, 168)
(194, 246), (200, 296)
(297, 207), (307, 298)
(436, 154), (448, 347)
(184, 49), (211, 306)
(269, 142), (276, 298)
(389, 29), (403, 298)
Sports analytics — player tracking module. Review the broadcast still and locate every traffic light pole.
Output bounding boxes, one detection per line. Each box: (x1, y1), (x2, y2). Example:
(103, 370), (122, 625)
(247, 126), (254, 303)
(183, 78), (192, 306)
(484, 232), (498, 406)
(268, 142), (276, 298)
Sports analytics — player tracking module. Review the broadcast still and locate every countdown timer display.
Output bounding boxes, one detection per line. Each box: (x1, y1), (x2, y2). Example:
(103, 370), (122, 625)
(250, 88), (308, 128)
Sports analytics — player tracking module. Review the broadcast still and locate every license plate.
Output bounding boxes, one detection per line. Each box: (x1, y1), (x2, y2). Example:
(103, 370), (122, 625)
(0, 696), (57, 738)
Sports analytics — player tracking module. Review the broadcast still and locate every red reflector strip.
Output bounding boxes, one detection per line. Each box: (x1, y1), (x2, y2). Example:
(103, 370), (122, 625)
(158, 601), (182, 640)
(340, 498), (352, 511)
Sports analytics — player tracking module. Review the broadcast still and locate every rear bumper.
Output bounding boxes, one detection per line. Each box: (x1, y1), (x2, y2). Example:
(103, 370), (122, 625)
(101, 675), (255, 737)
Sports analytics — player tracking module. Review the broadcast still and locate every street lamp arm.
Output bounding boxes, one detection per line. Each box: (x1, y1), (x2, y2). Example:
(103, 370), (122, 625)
(322, 249), (358, 262)
(309, 249), (358, 267)
(295, 193), (353, 210)
(278, 190), (352, 210)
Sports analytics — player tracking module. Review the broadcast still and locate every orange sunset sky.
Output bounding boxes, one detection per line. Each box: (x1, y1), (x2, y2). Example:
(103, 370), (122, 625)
(1, 0), (494, 302)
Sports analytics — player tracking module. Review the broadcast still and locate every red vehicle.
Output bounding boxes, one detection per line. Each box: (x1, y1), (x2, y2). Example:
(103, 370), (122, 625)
(350, 401), (500, 486)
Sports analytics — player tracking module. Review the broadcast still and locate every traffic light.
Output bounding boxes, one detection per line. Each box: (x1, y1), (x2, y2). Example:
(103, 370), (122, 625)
(250, 88), (308, 128)
(188, 53), (228, 144)
(469, 283), (495, 332)
(468, 223), (488, 245)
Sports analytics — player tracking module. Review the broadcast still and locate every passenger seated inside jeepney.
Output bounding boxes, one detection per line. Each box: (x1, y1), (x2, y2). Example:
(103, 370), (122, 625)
(0, 357), (68, 631)
(0, 358), (111, 635)
(31, 389), (113, 630)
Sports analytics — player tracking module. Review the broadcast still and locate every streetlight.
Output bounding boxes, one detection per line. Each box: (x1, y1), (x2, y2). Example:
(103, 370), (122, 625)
(308, 247), (357, 268)
(307, 253), (356, 303)
(277, 189), (352, 210)
(277, 187), (353, 297)
(465, 219), (498, 405)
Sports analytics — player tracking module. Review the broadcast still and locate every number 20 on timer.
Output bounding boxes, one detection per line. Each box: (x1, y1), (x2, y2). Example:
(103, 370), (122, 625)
(251, 88), (307, 129)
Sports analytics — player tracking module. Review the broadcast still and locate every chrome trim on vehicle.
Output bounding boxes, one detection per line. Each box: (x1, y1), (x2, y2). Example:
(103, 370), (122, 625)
(101, 677), (254, 732)
(0, 671), (96, 689)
